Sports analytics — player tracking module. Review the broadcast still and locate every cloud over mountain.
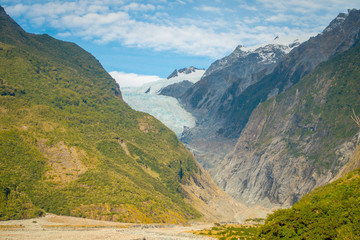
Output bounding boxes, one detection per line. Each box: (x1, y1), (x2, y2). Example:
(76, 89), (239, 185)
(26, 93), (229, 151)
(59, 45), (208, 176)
(4, 0), (360, 59)
(109, 71), (162, 88)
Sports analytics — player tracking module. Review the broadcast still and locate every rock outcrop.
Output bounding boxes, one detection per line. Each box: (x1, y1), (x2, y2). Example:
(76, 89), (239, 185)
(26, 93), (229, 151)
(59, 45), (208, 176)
(217, 9), (360, 138)
(159, 80), (193, 98)
(167, 66), (203, 79)
(214, 33), (360, 208)
(179, 38), (304, 170)
(177, 9), (360, 182)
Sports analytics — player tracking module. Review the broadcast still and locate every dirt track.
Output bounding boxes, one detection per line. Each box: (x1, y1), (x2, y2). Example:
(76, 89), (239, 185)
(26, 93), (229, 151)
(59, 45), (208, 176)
(0, 214), (215, 240)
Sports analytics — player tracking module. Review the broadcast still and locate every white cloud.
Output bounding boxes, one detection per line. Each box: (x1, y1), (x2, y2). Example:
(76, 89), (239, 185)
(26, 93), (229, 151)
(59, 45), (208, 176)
(6, 2), (244, 58)
(256, 0), (359, 14)
(266, 13), (301, 23)
(122, 3), (156, 12)
(5, 0), (360, 60)
(109, 71), (162, 88)
(239, 4), (257, 11)
(176, 0), (186, 5)
(243, 16), (260, 24)
(195, 5), (221, 13)
(57, 32), (71, 37)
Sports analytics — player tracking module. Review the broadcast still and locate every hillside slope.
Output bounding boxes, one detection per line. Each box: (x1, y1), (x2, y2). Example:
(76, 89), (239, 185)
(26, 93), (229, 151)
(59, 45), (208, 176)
(0, 6), (253, 223)
(214, 32), (360, 208)
(257, 166), (360, 239)
(217, 9), (360, 138)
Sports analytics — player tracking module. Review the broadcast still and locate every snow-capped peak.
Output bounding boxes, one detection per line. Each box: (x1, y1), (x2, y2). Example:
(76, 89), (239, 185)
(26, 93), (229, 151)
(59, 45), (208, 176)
(167, 66), (205, 79)
(126, 67), (205, 95)
(323, 12), (348, 33)
(239, 35), (311, 53)
(203, 35), (312, 77)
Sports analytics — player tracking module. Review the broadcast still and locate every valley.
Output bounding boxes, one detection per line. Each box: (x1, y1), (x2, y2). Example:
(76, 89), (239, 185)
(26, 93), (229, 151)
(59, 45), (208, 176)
(122, 9), (360, 210)
(1, 3), (360, 240)
(0, 5), (268, 226)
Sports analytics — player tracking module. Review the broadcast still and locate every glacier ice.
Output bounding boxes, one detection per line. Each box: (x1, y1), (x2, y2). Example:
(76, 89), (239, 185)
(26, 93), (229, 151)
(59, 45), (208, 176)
(119, 69), (205, 136)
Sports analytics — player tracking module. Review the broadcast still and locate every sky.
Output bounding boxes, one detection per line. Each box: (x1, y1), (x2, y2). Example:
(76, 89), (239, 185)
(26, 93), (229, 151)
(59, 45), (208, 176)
(2, 0), (360, 86)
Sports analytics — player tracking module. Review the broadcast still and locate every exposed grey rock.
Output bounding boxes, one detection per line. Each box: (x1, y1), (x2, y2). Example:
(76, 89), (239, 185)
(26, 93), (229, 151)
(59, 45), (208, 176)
(167, 66), (204, 79)
(178, 9), (360, 175)
(159, 80), (193, 98)
(179, 40), (303, 170)
(175, 10), (360, 209)
(214, 96), (359, 207)
(216, 9), (360, 138)
(214, 35), (360, 207)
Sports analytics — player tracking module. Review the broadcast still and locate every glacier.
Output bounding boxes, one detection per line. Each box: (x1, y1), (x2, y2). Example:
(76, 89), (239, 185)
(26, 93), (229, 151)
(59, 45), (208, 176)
(116, 68), (205, 136)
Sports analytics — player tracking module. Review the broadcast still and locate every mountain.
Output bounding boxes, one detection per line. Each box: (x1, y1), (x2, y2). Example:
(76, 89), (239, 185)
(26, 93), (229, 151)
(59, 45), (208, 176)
(0, 6), (258, 223)
(214, 12), (360, 208)
(159, 80), (193, 98)
(178, 37), (309, 170)
(177, 9), (360, 178)
(125, 66), (204, 95)
(167, 66), (204, 79)
(217, 10), (360, 138)
(203, 36), (306, 79)
(159, 67), (205, 98)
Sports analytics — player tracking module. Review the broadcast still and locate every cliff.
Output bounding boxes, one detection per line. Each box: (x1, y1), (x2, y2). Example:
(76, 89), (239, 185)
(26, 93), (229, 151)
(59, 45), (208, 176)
(214, 37), (360, 207)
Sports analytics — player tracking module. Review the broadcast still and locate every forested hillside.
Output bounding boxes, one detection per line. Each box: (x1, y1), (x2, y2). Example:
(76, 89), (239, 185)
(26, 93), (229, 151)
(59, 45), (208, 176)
(0, 6), (202, 223)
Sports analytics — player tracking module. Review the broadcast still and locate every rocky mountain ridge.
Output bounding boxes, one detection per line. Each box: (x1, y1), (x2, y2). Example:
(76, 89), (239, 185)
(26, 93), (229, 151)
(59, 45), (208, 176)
(177, 9), (360, 175)
(212, 9), (360, 207)
(203, 36), (306, 78)
(159, 80), (193, 98)
(167, 66), (204, 79)
(178, 37), (309, 170)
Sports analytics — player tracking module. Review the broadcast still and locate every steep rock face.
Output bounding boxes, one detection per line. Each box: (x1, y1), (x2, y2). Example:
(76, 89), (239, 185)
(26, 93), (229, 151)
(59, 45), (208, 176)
(167, 66), (203, 79)
(179, 9), (360, 176)
(214, 39), (360, 208)
(181, 40), (300, 119)
(219, 9), (360, 138)
(159, 80), (193, 98)
(179, 38), (305, 169)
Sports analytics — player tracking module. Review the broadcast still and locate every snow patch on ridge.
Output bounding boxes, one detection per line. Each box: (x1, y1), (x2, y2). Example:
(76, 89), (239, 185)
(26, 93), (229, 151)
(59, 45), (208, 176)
(240, 35), (312, 53)
(140, 68), (205, 94)
(204, 35), (312, 78)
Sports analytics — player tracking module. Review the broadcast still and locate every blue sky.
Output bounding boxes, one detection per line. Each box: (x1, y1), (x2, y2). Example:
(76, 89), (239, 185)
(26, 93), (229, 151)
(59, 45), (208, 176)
(2, 0), (360, 84)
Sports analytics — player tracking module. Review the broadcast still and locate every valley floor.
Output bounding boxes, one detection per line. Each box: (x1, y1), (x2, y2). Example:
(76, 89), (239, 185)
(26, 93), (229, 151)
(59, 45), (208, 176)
(0, 214), (215, 240)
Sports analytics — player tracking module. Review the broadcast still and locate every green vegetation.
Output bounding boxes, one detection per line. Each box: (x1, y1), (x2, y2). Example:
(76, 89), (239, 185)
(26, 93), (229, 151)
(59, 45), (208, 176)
(245, 218), (265, 224)
(254, 39), (360, 173)
(192, 223), (259, 240)
(288, 39), (360, 171)
(0, 10), (200, 222)
(257, 168), (360, 239)
(193, 168), (360, 239)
